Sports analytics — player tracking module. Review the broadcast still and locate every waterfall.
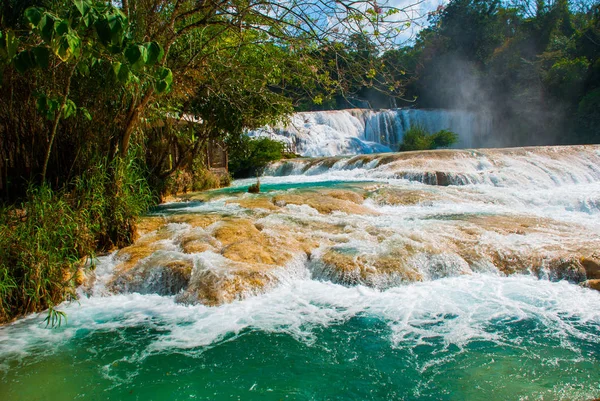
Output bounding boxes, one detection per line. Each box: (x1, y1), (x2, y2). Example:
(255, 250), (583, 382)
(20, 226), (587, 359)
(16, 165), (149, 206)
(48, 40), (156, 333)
(248, 108), (492, 157)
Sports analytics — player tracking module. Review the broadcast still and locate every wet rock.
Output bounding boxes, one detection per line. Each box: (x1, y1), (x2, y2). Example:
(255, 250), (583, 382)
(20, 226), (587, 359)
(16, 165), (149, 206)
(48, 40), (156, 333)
(581, 279), (600, 291)
(168, 214), (219, 228)
(178, 230), (217, 254)
(316, 247), (423, 287)
(435, 171), (450, 186)
(222, 240), (279, 265)
(581, 255), (600, 280)
(212, 219), (261, 246)
(546, 258), (587, 283)
(273, 192), (376, 215)
(368, 188), (438, 206)
(322, 189), (365, 204)
(226, 197), (280, 211)
(111, 257), (193, 296)
(177, 258), (275, 306)
(136, 216), (167, 236)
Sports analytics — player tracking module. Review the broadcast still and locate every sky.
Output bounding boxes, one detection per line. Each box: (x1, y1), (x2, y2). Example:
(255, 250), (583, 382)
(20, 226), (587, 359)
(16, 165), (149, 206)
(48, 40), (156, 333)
(388, 0), (450, 43)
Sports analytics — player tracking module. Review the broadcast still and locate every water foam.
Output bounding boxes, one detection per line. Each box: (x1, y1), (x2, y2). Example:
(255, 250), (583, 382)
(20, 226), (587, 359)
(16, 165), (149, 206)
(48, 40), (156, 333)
(264, 146), (600, 190)
(1, 274), (599, 368)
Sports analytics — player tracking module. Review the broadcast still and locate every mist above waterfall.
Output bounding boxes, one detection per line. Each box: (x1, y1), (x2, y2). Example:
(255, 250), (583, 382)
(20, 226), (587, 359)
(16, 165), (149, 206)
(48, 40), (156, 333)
(415, 54), (569, 148)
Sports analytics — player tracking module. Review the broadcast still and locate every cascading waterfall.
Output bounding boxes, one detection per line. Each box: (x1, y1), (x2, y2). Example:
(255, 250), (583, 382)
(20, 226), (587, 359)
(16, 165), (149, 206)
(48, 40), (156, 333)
(248, 108), (493, 156)
(1, 145), (600, 400)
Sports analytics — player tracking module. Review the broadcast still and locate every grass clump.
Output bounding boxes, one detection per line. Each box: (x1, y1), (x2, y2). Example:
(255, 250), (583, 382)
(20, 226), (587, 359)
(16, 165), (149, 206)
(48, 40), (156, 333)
(399, 125), (459, 151)
(0, 154), (155, 323)
(0, 185), (91, 322)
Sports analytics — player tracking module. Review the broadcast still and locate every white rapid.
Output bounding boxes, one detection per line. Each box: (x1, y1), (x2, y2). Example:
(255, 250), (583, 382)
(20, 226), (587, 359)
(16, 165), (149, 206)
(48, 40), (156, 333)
(248, 108), (492, 156)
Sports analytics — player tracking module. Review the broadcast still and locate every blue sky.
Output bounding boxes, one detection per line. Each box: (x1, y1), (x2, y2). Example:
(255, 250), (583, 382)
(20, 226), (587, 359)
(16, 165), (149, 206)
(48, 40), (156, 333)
(388, 0), (449, 43)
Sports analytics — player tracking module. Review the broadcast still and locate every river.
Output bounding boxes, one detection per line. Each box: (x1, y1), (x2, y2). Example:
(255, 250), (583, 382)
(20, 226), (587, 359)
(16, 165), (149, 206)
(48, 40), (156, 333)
(1, 145), (600, 400)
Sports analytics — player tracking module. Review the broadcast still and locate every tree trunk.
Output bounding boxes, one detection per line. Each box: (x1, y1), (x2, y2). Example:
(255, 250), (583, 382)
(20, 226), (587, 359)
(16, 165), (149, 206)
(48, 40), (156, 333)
(41, 63), (77, 183)
(119, 89), (154, 157)
(122, 0), (129, 15)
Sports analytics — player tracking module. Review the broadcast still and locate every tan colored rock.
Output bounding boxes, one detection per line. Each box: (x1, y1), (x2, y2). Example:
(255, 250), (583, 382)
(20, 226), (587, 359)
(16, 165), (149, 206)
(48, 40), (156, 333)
(273, 192), (376, 215)
(222, 240), (280, 265)
(582, 279), (600, 291)
(178, 230), (217, 254)
(178, 261), (276, 306)
(322, 189), (365, 204)
(581, 255), (600, 280)
(319, 248), (424, 286)
(226, 197), (280, 211)
(368, 188), (439, 206)
(546, 258), (587, 283)
(169, 214), (219, 228)
(137, 216), (167, 236)
(111, 257), (193, 296)
(180, 240), (214, 254)
(212, 219), (262, 246)
(115, 239), (165, 272)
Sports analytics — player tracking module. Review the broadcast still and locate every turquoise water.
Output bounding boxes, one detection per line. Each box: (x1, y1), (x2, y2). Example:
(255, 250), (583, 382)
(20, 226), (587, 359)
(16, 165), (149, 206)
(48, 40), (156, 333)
(1, 276), (599, 400)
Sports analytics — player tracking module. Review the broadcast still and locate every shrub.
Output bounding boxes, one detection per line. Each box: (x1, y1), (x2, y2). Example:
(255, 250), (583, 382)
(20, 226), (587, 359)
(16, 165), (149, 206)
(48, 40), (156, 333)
(399, 125), (459, 151)
(228, 136), (285, 178)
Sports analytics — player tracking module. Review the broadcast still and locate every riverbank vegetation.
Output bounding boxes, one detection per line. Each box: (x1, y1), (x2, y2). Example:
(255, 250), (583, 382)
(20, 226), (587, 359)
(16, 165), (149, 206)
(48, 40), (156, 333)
(303, 0), (600, 145)
(0, 0), (409, 322)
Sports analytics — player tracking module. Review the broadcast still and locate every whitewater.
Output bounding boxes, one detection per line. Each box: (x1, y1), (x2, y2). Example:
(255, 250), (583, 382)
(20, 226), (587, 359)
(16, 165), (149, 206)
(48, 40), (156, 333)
(1, 144), (600, 400)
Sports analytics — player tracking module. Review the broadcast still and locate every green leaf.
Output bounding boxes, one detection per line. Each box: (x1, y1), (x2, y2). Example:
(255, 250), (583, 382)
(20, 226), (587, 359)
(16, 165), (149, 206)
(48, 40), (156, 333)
(79, 107), (92, 121)
(112, 62), (130, 84)
(155, 80), (169, 93)
(55, 20), (69, 36)
(24, 7), (43, 27)
(95, 13), (126, 48)
(94, 18), (111, 46)
(36, 95), (47, 114)
(73, 0), (91, 17)
(107, 14), (125, 44)
(77, 62), (89, 76)
(144, 42), (163, 65)
(154, 66), (173, 93)
(125, 44), (147, 69)
(32, 46), (50, 69)
(36, 94), (60, 120)
(157, 66), (173, 82)
(62, 99), (77, 119)
(7, 31), (19, 59)
(83, 12), (95, 28)
(55, 36), (71, 61)
(39, 14), (56, 43)
(66, 33), (81, 59)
